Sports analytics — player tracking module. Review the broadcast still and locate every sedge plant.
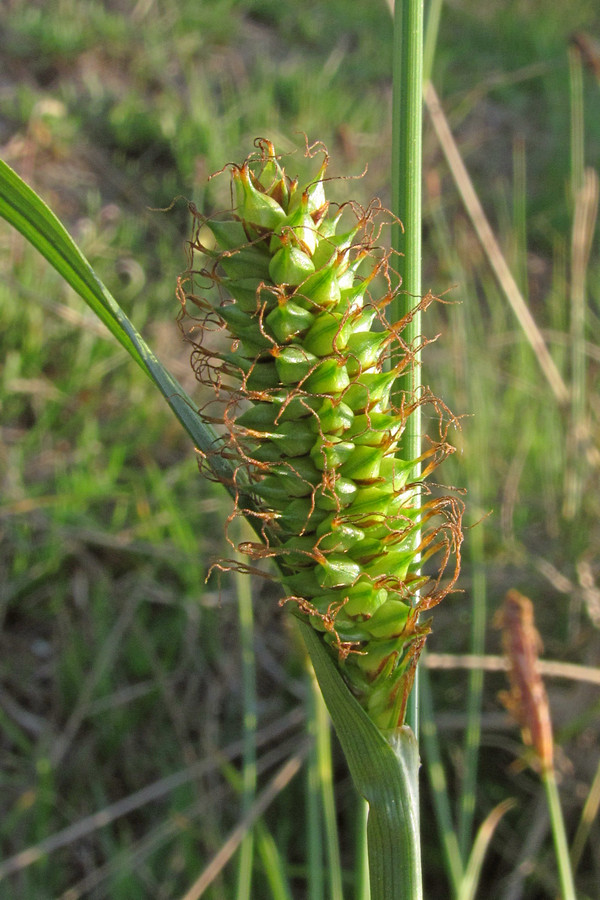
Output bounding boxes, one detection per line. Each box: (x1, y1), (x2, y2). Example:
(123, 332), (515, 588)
(3, 2), (597, 895)
(181, 138), (462, 731)
(0, 138), (462, 898)
(179, 137), (462, 896)
(497, 590), (578, 900)
(0, 5), (464, 896)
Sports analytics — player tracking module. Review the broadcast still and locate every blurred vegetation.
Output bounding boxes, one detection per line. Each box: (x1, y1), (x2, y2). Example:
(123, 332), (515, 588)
(1, 0), (599, 897)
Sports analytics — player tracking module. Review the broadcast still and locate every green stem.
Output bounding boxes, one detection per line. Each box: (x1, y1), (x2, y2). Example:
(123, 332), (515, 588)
(306, 671), (344, 900)
(570, 753), (600, 874)
(301, 622), (423, 900)
(306, 671), (325, 900)
(420, 663), (464, 895)
(355, 798), (371, 900)
(458, 518), (487, 859)
(423, 0), (443, 85)
(391, 0), (424, 736)
(391, 0), (423, 337)
(542, 768), (577, 900)
(315, 683), (344, 900)
(235, 535), (258, 900)
(569, 45), (585, 199)
(367, 729), (422, 899)
(565, 46), (590, 521)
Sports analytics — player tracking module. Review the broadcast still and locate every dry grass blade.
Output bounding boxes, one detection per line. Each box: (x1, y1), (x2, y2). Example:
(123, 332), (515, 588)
(570, 754), (600, 874)
(564, 166), (599, 518)
(535, 556), (600, 628)
(424, 652), (600, 685)
(570, 31), (600, 85)
(424, 80), (569, 406)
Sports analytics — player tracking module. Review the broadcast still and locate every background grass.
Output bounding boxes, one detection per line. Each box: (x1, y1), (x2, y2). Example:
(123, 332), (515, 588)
(1, 0), (599, 897)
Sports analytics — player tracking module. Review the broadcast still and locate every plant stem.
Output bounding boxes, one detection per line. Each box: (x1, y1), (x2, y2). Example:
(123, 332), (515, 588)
(542, 768), (577, 900)
(314, 675), (344, 900)
(301, 621), (423, 900)
(355, 798), (371, 900)
(458, 511), (487, 859)
(570, 753), (600, 874)
(423, 0), (443, 85)
(368, 728), (422, 899)
(420, 663), (464, 895)
(391, 0), (424, 736)
(306, 671), (325, 900)
(569, 45), (585, 200)
(235, 533), (258, 900)
(391, 0), (424, 371)
(391, 0), (423, 335)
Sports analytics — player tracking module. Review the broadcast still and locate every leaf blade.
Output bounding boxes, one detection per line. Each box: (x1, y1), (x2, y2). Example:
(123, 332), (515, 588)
(300, 621), (423, 900)
(0, 159), (236, 487)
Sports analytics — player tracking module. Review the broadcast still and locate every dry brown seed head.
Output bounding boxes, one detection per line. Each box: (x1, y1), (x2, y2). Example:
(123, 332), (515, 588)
(496, 589), (554, 773)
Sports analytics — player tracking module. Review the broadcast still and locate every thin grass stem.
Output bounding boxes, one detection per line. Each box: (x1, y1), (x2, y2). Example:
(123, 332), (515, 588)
(458, 799), (516, 900)
(542, 768), (577, 900)
(314, 679), (344, 900)
(306, 669), (325, 900)
(569, 46), (585, 199)
(391, 0), (424, 738)
(420, 663), (464, 896)
(512, 137), (528, 298)
(564, 44), (586, 521)
(456, 363), (489, 859)
(564, 166), (599, 519)
(252, 824), (294, 900)
(570, 753), (600, 874)
(423, 0), (443, 85)
(457, 520), (487, 861)
(234, 543), (258, 900)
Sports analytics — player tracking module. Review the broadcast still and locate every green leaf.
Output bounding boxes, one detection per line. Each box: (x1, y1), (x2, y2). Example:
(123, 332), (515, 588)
(299, 620), (423, 900)
(0, 159), (238, 492)
(458, 799), (516, 900)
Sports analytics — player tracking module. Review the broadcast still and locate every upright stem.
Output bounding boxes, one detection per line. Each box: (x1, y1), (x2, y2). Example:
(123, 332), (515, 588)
(423, 0), (443, 85)
(315, 680), (344, 900)
(301, 621), (423, 900)
(367, 729), (422, 899)
(391, 0), (424, 734)
(354, 798), (371, 900)
(306, 672), (325, 900)
(235, 532), (257, 900)
(391, 0), (423, 313)
(542, 769), (577, 900)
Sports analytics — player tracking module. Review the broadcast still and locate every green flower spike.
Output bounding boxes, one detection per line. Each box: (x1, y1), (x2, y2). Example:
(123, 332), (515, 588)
(182, 139), (463, 731)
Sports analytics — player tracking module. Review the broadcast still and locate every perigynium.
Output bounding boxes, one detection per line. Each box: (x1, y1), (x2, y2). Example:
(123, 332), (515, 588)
(180, 138), (463, 731)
